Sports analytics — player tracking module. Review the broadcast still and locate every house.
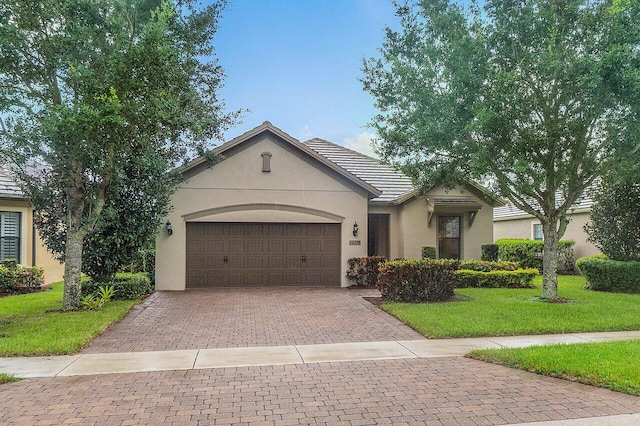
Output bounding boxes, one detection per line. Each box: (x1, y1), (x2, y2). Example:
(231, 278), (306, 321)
(493, 189), (600, 259)
(0, 169), (64, 284)
(155, 122), (501, 290)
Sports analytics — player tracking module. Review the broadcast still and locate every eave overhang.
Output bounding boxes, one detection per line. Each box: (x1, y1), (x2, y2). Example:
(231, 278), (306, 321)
(426, 196), (484, 227)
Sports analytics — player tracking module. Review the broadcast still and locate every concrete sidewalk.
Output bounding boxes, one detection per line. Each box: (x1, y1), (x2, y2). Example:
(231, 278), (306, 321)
(3, 330), (640, 378)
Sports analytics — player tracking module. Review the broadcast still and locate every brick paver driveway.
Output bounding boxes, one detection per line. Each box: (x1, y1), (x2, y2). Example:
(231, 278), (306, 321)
(82, 287), (424, 353)
(2, 358), (640, 425)
(2, 287), (640, 425)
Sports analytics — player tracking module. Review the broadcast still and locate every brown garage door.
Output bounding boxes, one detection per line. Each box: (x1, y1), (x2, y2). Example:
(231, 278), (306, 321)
(186, 223), (341, 288)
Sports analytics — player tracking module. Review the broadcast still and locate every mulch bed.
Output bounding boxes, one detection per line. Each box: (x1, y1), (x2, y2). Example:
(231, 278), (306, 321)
(363, 296), (384, 306)
(347, 285), (377, 290)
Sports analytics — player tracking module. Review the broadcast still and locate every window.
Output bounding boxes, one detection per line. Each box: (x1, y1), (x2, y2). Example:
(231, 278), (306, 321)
(0, 211), (21, 262)
(438, 216), (461, 259)
(533, 223), (543, 240)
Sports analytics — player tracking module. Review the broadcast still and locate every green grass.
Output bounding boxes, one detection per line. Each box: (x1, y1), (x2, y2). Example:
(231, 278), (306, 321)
(469, 340), (640, 396)
(0, 281), (139, 356)
(383, 276), (640, 395)
(382, 275), (640, 338)
(0, 372), (21, 384)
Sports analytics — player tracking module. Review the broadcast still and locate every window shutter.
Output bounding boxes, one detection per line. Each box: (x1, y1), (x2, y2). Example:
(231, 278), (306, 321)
(0, 212), (21, 261)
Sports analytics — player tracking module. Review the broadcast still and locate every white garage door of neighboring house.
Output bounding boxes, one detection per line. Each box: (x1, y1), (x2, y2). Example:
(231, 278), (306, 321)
(186, 222), (341, 288)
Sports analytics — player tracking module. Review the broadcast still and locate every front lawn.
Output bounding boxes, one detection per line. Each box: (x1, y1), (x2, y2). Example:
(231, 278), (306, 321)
(381, 275), (640, 396)
(0, 281), (139, 356)
(382, 275), (640, 338)
(469, 340), (640, 396)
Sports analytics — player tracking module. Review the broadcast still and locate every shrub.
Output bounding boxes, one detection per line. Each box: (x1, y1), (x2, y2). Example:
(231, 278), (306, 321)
(14, 266), (45, 290)
(1, 259), (18, 269)
(496, 238), (575, 273)
(81, 285), (115, 310)
(454, 268), (538, 288)
(82, 272), (152, 300)
(458, 260), (519, 272)
(346, 256), (387, 287)
(123, 248), (156, 274)
(576, 256), (640, 293)
(481, 244), (499, 261)
(0, 264), (44, 293)
(377, 259), (459, 302)
(558, 241), (576, 274)
(496, 238), (544, 269)
(0, 266), (14, 292)
(421, 246), (436, 259)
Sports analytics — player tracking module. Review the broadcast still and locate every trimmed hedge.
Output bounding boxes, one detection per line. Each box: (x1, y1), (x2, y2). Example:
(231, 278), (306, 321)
(421, 246), (436, 259)
(458, 260), (519, 272)
(454, 268), (538, 288)
(481, 244), (499, 261)
(377, 259), (459, 302)
(0, 263), (45, 293)
(496, 238), (575, 273)
(346, 256), (387, 287)
(576, 256), (640, 293)
(82, 272), (152, 300)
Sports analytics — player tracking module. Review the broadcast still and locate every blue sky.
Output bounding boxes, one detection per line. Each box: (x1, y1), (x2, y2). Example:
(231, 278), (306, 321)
(213, 0), (400, 156)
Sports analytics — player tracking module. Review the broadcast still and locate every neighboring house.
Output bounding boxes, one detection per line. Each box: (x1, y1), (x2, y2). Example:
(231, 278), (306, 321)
(156, 122), (501, 290)
(0, 169), (64, 284)
(493, 188), (600, 259)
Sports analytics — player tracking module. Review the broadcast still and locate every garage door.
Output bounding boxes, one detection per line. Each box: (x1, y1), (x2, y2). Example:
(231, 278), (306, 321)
(186, 223), (341, 288)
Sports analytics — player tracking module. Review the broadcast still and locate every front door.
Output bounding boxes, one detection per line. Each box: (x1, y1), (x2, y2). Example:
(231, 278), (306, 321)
(367, 214), (390, 258)
(438, 216), (461, 259)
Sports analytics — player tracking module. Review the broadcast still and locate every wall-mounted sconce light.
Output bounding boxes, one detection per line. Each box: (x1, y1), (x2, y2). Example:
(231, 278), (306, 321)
(166, 221), (173, 236)
(352, 222), (359, 237)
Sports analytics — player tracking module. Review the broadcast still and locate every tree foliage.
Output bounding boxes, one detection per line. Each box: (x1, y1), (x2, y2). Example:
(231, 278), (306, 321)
(37, 151), (176, 282)
(362, 0), (640, 299)
(585, 170), (640, 262)
(0, 0), (238, 309)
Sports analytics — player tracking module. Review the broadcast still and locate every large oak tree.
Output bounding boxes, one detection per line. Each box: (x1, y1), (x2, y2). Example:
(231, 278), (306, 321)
(0, 0), (238, 309)
(362, 0), (640, 299)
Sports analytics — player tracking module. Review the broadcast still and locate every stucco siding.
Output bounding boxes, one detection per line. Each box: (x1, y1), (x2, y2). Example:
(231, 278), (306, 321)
(35, 232), (64, 284)
(399, 186), (495, 260)
(156, 134), (369, 290)
(399, 197), (431, 259)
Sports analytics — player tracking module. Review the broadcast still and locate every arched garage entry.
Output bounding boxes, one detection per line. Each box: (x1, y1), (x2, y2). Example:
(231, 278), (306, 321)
(184, 204), (342, 288)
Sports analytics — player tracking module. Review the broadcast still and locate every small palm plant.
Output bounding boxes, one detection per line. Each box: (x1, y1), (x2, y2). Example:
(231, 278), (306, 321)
(80, 285), (115, 310)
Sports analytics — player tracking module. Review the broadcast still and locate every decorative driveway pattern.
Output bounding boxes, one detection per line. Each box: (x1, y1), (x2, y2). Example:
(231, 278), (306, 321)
(2, 357), (640, 425)
(5, 287), (640, 425)
(82, 288), (424, 353)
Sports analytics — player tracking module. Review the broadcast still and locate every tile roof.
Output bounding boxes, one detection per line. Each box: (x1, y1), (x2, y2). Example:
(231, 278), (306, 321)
(304, 138), (415, 203)
(493, 186), (595, 220)
(0, 168), (24, 199)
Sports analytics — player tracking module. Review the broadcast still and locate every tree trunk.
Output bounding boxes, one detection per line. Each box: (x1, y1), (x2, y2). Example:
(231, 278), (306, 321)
(541, 220), (560, 300)
(62, 228), (84, 311)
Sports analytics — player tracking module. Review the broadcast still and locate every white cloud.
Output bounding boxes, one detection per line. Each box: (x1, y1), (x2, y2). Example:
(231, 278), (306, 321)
(343, 132), (379, 158)
(298, 125), (314, 141)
